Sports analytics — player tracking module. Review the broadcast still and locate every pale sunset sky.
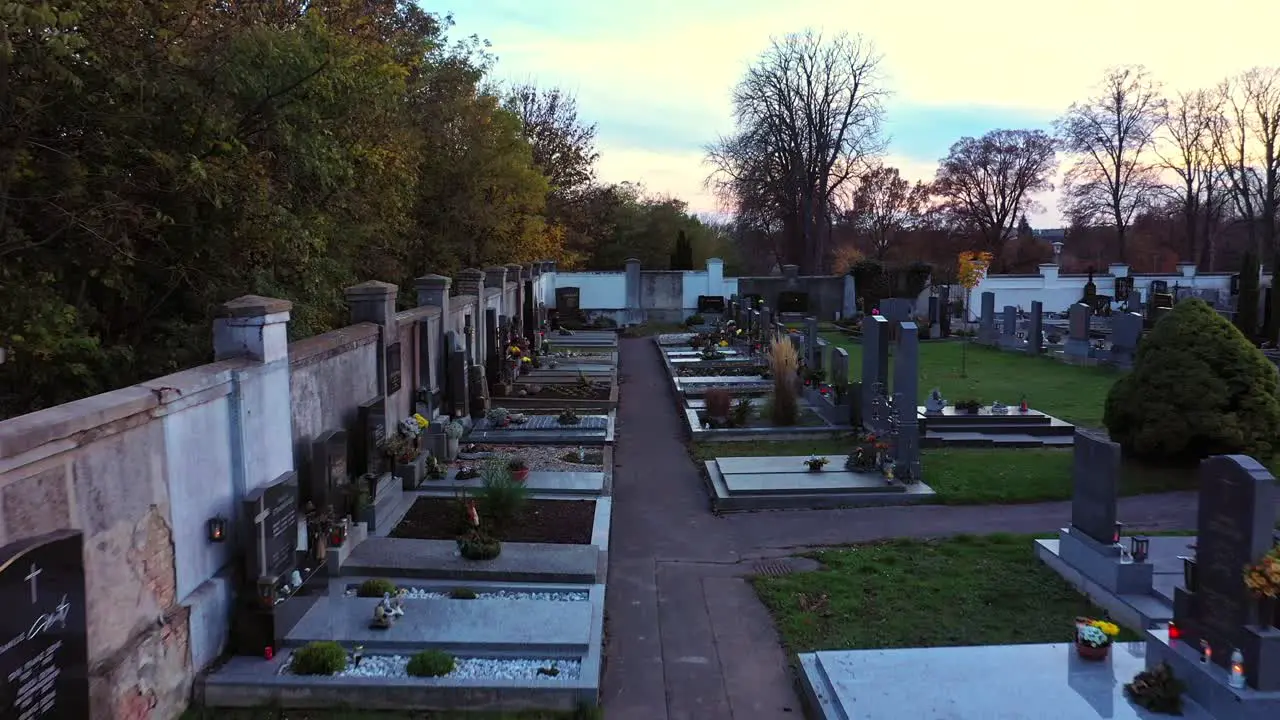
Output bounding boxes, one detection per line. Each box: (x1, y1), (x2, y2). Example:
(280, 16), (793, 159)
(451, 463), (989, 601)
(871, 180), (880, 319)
(442, 0), (1279, 228)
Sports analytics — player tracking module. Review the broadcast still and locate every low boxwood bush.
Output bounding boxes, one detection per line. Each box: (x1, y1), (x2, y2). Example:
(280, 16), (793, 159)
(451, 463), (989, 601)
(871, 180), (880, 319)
(290, 641), (347, 675)
(357, 578), (398, 597)
(406, 649), (456, 677)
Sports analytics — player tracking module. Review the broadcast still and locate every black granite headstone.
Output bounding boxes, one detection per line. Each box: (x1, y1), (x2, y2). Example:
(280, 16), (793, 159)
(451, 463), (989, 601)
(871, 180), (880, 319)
(1070, 429), (1121, 544)
(0, 530), (89, 719)
(555, 287), (581, 312)
(356, 397), (387, 477)
(777, 291), (809, 314)
(309, 429), (348, 511)
(243, 471), (300, 583)
(385, 341), (402, 395)
(696, 295), (726, 314)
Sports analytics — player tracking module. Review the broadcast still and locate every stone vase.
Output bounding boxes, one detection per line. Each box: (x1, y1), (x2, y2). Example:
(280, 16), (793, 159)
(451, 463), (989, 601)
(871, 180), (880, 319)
(446, 437), (460, 460)
(397, 454), (425, 491)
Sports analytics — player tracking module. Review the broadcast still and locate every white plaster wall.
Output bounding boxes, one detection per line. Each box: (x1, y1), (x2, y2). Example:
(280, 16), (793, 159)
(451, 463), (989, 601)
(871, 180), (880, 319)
(555, 272), (627, 309)
(234, 361), (294, 494)
(166, 393), (236, 600)
(970, 272), (1244, 314)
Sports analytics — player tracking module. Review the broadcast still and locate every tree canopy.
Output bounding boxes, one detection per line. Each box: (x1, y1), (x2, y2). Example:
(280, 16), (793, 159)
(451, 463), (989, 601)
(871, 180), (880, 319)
(0, 0), (715, 417)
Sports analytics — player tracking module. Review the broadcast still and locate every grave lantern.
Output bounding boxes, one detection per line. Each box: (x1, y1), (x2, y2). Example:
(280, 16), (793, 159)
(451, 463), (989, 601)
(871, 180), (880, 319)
(329, 522), (348, 548)
(208, 515), (228, 543)
(1167, 621), (1180, 639)
(1180, 556), (1198, 592)
(257, 576), (279, 608)
(1130, 536), (1150, 563)
(1112, 521), (1124, 545)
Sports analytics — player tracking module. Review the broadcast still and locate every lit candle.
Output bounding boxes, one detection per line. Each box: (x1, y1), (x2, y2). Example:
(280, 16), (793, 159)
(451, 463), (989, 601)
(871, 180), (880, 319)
(1229, 649), (1245, 689)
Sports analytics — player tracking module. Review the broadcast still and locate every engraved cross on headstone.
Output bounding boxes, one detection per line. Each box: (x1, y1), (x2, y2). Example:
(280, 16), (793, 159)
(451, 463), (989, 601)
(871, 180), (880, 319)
(251, 503), (270, 579)
(26, 563), (41, 604)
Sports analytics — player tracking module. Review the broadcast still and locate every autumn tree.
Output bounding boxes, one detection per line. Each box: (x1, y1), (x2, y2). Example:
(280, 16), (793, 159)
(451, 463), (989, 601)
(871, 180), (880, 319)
(706, 30), (887, 273)
(1056, 66), (1166, 262)
(844, 165), (929, 259)
(932, 129), (1058, 256)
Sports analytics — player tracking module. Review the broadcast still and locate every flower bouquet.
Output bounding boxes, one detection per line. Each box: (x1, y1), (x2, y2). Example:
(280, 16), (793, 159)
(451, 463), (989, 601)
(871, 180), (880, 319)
(1244, 546), (1280, 628)
(803, 456), (829, 472)
(1075, 617), (1120, 660)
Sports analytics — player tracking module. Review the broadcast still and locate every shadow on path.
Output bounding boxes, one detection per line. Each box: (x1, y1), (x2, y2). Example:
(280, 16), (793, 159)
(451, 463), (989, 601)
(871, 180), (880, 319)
(601, 337), (1199, 720)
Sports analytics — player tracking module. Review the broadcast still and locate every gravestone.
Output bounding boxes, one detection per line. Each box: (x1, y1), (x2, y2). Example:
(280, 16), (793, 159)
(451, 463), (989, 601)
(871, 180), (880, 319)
(1069, 429), (1120, 545)
(938, 293), (952, 337)
(0, 530), (90, 719)
(1150, 279), (1169, 294)
(861, 314), (889, 428)
(813, 337), (828, 378)
(804, 316), (819, 367)
(879, 298), (913, 324)
(355, 397), (387, 477)
(926, 296), (942, 339)
(977, 292), (997, 345)
(484, 308), (500, 382)
(1064, 303), (1091, 358)
(788, 331), (802, 357)
(1114, 276), (1134, 302)
(444, 331), (468, 418)
(555, 286), (581, 314)
(415, 317), (435, 416)
(522, 279), (535, 342)
(759, 307), (773, 340)
(777, 291), (809, 314)
(243, 471), (301, 585)
(893, 322), (921, 480)
(385, 341), (402, 395)
(999, 305), (1021, 349)
(697, 295), (726, 314)
(749, 310), (759, 338)
(1026, 301), (1044, 355)
(309, 429), (348, 511)
(831, 346), (849, 392)
(1172, 456), (1279, 689)
(1109, 312), (1142, 369)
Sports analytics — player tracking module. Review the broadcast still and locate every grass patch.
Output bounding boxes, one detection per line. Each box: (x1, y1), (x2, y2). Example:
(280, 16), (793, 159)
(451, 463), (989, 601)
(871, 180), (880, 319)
(753, 534), (1139, 654)
(691, 441), (1203, 504)
(181, 709), (596, 719)
(821, 333), (1118, 427)
(622, 322), (685, 337)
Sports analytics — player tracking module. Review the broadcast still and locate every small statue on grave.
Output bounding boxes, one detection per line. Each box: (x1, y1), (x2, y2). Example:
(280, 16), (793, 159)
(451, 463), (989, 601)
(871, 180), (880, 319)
(389, 588), (408, 618)
(925, 388), (947, 413)
(990, 401), (1009, 415)
(371, 593), (397, 629)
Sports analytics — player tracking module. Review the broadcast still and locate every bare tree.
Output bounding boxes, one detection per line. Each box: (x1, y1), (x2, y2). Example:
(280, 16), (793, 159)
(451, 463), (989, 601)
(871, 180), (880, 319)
(843, 165), (929, 258)
(1056, 66), (1165, 262)
(932, 129), (1058, 255)
(503, 83), (599, 197)
(1156, 89), (1224, 263)
(705, 30), (887, 273)
(1212, 67), (1280, 335)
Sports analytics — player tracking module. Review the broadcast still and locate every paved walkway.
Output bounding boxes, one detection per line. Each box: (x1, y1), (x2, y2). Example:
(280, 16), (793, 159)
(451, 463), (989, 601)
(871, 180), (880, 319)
(601, 337), (1201, 720)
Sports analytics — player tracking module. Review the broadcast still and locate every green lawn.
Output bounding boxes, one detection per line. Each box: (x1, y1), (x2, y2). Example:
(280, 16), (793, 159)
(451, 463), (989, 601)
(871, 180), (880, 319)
(691, 441), (1203, 504)
(182, 710), (593, 720)
(821, 333), (1119, 427)
(752, 534), (1139, 654)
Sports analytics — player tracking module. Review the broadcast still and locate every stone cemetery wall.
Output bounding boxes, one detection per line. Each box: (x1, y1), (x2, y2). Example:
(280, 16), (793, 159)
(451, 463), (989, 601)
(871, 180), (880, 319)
(0, 265), (549, 718)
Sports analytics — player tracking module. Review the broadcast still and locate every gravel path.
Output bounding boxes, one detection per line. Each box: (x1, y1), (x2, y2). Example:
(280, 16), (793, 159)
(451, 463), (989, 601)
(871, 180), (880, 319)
(456, 443), (604, 471)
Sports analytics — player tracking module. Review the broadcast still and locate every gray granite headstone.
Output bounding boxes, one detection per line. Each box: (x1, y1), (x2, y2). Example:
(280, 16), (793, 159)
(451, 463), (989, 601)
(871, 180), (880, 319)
(814, 337), (828, 377)
(1026, 301), (1044, 355)
(1109, 312), (1142, 368)
(977, 291), (997, 344)
(804, 316), (819, 367)
(894, 322), (921, 479)
(1173, 455), (1280, 688)
(356, 397), (387, 477)
(759, 307), (772, 340)
(861, 314), (890, 426)
(880, 298), (913, 324)
(1069, 429), (1121, 545)
(831, 346), (849, 389)
(999, 305), (1021, 349)
(243, 471), (300, 583)
(445, 331), (468, 418)
(1064, 303), (1091, 358)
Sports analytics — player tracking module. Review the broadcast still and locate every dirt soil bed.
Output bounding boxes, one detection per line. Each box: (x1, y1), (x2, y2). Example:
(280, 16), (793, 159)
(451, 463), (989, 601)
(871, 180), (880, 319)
(458, 444), (605, 471)
(391, 497), (596, 544)
(512, 384), (612, 399)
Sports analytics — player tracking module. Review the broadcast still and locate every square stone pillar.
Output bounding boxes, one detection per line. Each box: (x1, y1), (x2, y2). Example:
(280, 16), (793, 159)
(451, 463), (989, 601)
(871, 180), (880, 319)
(625, 258), (642, 324)
(213, 295), (293, 364)
(453, 268), (485, 298)
(345, 280), (399, 397)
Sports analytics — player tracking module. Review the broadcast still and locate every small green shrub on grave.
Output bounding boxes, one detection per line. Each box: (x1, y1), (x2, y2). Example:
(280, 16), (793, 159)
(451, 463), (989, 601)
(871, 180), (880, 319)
(290, 641), (347, 675)
(449, 587), (478, 599)
(356, 578), (398, 598)
(406, 649), (456, 677)
(1104, 298), (1280, 461)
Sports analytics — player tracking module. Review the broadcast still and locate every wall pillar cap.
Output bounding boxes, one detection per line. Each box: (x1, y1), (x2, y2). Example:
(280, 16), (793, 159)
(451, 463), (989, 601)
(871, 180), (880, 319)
(217, 295), (292, 319)
(344, 280), (398, 299)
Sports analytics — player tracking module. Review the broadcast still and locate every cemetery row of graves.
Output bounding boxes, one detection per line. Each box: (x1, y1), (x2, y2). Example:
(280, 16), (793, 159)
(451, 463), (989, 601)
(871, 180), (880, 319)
(659, 295), (1280, 719)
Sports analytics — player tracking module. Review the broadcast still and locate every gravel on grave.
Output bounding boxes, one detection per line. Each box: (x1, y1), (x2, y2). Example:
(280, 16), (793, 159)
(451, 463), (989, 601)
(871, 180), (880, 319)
(346, 588), (588, 602)
(391, 497), (596, 544)
(289, 655), (582, 681)
(456, 444), (604, 471)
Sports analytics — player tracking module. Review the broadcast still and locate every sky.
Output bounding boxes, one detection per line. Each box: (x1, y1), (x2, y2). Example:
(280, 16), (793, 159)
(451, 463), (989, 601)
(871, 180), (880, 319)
(439, 0), (1280, 228)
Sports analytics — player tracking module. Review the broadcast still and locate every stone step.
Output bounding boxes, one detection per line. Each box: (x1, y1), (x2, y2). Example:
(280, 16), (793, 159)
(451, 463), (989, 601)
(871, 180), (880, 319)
(922, 422), (1076, 437)
(342, 537), (599, 584)
(283, 594), (594, 653)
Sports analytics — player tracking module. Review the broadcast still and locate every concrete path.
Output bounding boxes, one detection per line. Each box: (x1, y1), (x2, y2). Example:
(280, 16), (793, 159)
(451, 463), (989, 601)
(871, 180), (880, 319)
(600, 337), (1199, 720)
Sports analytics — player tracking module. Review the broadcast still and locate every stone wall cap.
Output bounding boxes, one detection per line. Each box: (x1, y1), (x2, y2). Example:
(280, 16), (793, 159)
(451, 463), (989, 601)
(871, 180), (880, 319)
(344, 280), (399, 298)
(456, 268), (485, 278)
(414, 274), (452, 287)
(625, 258), (641, 264)
(217, 295), (293, 318)
(484, 266), (508, 273)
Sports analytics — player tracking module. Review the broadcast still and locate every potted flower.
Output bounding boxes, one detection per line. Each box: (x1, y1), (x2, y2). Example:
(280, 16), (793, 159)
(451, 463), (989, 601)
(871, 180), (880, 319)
(425, 455), (447, 481)
(1075, 617), (1120, 660)
(443, 420), (465, 460)
(486, 407), (511, 427)
(803, 456), (829, 472)
(1244, 545), (1280, 627)
(955, 398), (983, 414)
(507, 457), (530, 483)
(520, 356), (532, 375)
(558, 408), (581, 425)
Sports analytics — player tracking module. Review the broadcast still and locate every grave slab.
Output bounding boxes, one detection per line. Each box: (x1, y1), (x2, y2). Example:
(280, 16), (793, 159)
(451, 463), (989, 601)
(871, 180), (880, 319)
(704, 460), (936, 512)
(285, 595), (591, 651)
(798, 642), (1214, 720)
(342, 538), (599, 583)
(427, 471), (604, 496)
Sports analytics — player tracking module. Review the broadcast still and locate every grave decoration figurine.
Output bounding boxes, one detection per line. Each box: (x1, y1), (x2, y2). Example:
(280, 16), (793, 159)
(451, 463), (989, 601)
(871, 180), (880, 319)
(925, 388), (947, 413)
(389, 588), (408, 618)
(455, 465), (479, 480)
(371, 593), (397, 629)
(990, 401), (1009, 415)
(846, 431), (889, 472)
